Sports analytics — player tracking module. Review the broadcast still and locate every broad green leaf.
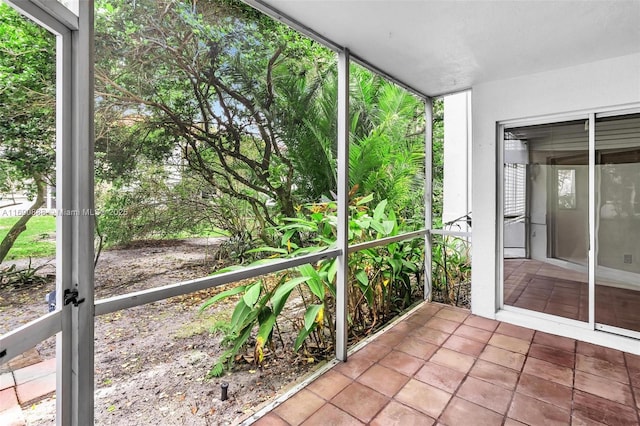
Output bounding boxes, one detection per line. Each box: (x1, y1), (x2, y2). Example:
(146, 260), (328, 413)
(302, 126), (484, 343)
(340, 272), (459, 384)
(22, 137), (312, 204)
(402, 259), (418, 272)
(230, 300), (251, 330)
(280, 229), (296, 248)
(310, 212), (323, 222)
(246, 258), (282, 266)
(361, 248), (377, 258)
(355, 281), (373, 305)
(297, 264), (324, 299)
(289, 245), (327, 256)
(282, 217), (316, 225)
(355, 270), (369, 286)
(231, 325), (253, 357)
(373, 199), (388, 221)
(243, 281), (261, 306)
(256, 313), (277, 343)
(356, 193), (374, 205)
(272, 276), (312, 315)
(388, 242), (398, 254)
(199, 284), (247, 312)
(245, 247), (288, 255)
(326, 259), (338, 284)
(369, 220), (385, 235)
(388, 208), (397, 226)
(382, 220), (395, 235)
(303, 304), (323, 331)
(294, 323), (316, 352)
(389, 258), (402, 274)
(213, 264), (247, 274)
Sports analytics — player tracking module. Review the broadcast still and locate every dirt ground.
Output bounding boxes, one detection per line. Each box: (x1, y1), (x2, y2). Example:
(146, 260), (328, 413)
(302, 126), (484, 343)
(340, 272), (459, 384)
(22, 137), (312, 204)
(0, 238), (324, 425)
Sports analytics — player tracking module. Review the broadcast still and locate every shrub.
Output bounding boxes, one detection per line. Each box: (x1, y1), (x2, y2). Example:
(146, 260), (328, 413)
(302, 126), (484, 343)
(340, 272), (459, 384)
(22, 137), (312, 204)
(201, 195), (425, 376)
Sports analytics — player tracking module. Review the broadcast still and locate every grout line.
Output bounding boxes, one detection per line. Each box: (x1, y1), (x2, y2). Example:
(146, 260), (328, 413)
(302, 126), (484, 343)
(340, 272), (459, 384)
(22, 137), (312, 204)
(493, 319), (521, 425)
(623, 353), (640, 425)
(239, 302), (433, 425)
(570, 334), (577, 422)
(237, 357), (339, 426)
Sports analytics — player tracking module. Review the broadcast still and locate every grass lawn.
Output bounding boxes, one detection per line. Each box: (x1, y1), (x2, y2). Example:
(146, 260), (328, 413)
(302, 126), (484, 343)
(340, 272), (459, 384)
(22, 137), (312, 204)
(0, 215), (56, 260)
(0, 214), (226, 260)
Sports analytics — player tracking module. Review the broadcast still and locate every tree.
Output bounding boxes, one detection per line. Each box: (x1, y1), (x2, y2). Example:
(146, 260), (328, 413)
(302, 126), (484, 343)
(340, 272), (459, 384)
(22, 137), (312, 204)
(0, 4), (55, 264)
(95, 0), (337, 241)
(95, 0), (427, 244)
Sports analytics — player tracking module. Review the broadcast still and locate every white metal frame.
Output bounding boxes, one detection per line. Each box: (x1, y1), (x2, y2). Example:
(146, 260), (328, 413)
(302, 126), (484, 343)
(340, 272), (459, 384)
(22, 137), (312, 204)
(497, 105), (640, 348)
(0, 1), (442, 423)
(335, 48), (350, 361)
(587, 112), (596, 330)
(0, 0), (482, 425)
(95, 250), (340, 316)
(424, 97), (434, 300)
(0, 0), (94, 424)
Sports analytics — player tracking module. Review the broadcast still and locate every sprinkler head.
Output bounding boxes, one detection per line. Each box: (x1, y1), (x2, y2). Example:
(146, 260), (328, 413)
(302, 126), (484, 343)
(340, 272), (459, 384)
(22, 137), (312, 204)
(221, 382), (229, 401)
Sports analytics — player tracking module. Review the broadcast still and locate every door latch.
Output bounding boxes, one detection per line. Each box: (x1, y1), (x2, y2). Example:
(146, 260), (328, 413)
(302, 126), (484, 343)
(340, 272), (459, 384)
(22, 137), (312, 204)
(63, 289), (85, 307)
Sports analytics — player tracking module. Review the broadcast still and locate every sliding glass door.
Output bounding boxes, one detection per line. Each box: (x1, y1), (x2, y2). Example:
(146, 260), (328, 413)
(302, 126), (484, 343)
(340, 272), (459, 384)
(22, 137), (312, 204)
(502, 111), (640, 339)
(595, 113), (640, 335)
(503, 119), (590, 322)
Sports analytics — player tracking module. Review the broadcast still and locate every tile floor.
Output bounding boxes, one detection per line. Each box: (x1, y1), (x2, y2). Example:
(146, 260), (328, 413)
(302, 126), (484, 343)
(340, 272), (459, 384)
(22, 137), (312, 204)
(0, 357), (55, 425)
(253, 302), (640, 426)
(504, 259), (640, 332)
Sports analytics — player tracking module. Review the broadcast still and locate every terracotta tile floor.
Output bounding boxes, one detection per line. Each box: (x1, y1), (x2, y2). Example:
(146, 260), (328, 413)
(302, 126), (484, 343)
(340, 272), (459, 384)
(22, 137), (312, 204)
(504, 259), (640, 333)
(252, 302), (640, 426)
(0, 356), (55, 426)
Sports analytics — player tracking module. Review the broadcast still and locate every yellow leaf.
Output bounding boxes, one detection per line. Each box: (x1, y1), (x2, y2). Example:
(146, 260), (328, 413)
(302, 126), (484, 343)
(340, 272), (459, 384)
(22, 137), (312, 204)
(315, 305), (324, 325)
(255, 336), (265, 364)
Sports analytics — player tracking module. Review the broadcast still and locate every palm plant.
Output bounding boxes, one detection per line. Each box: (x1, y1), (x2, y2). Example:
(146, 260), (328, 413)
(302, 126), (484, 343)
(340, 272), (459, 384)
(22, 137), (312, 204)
(296, 65), (426, 217)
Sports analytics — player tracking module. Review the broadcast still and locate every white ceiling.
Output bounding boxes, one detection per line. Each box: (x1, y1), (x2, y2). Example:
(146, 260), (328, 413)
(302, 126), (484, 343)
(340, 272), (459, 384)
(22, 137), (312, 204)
(260, 0), (640, 97)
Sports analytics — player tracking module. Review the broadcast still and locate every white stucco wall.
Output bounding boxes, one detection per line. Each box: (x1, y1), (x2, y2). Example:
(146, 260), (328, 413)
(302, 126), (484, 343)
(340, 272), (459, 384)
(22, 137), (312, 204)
(443, 91), (472, 230)
(471, 52), (640, 319)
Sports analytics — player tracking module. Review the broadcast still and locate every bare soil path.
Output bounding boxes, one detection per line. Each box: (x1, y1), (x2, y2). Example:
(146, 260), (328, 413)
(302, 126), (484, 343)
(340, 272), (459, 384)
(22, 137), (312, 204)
(0, 238), (321, 425)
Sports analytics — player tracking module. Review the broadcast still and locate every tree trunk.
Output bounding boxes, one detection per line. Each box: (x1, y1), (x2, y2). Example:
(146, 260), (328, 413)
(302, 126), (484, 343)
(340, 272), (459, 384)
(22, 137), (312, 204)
(0, 179), (46, 264)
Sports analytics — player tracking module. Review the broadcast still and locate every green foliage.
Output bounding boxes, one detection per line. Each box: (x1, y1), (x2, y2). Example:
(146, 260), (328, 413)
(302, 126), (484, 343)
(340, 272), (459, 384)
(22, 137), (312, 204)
(347, 66), (426, 216)
(0, 4), (56, 194)
(94, 0), (427, 246)
(0, 5), (56, 263)
(431, 234), (471, 306)
(0, 259), (49, 288)
(95, 0), (336, 232)
(97, 167), (228, 247)
(201, 196), (424, 376)
(431, 98), (444, 222)
(296, 64), (427, 215)
(0, 216), (56, 260)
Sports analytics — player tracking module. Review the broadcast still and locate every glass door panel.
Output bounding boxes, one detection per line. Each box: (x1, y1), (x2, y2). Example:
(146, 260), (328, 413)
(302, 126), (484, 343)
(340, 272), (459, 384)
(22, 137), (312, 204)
(595, 113), (640, 334)
(503, 120), (590, 321)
